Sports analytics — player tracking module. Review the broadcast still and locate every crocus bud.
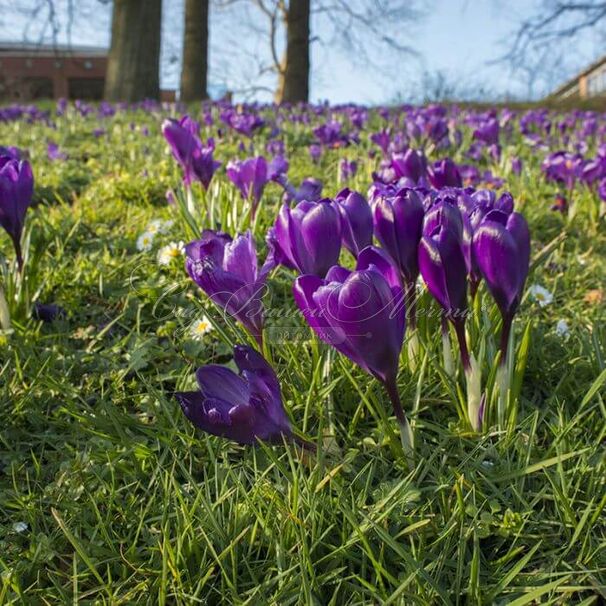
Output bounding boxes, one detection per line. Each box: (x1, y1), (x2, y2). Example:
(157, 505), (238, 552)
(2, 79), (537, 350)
(270, 199), (342, 277)
(374, 188), (425, 285)
(334, 188), (373, 258)
(473, 209), (531, 428)
(176, 345), (292, 445)
(472, 210), (530, 322)
(418, 226), (468, 324)
(0, 157), (34, 270)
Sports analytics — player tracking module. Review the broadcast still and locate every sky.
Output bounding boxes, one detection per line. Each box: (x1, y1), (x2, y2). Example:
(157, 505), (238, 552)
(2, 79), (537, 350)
(1, 0), (603, 104)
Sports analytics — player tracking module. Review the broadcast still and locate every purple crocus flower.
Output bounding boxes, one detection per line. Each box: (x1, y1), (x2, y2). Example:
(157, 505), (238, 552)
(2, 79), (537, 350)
(175, 345), (292, 445)
(338, 158), (358, 183)
(220, 109), (265, 137)
(391, 149), (427, 184)
(185, 230), (272, 346)
(334, 188), (373, 258)
(428, 158), (462, 189)
(0, 146), (22, 160)
(226, 156), (269, 220)
(313, 120), (350, 148)
(0, 157), (34, 270)
(162, 116), (221, 190)
(473, 118), (499, 146)
(294, 246), (403, 383)
(268, 155), (289, 183)
(373, 188), (425, 328)
(293, 246), (413, 452)
(473, 209), (530, 427)
(47, 141), (67, 161)
(472, 210), (530, 326)
(541, 151), (584, 190)
(511, 157), (522, 175)
(419, 225), (468, 327)
(266, 138), (285, 157)
(270, 199), (342, 277)
(309, 144), (322, 164)
(419, 221), (482, 429)
(283, 177), (323, 204)
(370, 128), (391, 155)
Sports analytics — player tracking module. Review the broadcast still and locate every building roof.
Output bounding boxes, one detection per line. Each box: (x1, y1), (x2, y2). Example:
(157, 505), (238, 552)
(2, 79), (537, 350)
(550, 54), (606, 98)
(0, 41), (108, 57)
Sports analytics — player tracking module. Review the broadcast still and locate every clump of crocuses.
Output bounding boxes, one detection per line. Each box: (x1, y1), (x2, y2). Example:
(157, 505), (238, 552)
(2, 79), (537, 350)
(416, 189), (531, 432)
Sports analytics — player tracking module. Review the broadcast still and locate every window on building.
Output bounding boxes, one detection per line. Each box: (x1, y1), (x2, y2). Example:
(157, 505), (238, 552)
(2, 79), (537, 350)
(68, 77), (104, 99)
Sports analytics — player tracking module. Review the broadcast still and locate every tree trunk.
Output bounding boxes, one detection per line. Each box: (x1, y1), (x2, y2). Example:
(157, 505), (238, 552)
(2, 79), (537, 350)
(180, 0), (209, 101)
(104, 0), (162, 101)
(277, 0), (310, 103)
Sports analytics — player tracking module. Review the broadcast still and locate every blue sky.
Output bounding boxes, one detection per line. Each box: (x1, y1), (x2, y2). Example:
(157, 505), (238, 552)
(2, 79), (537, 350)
(1, 0), (603, 103)
(313, 0), (603, 103)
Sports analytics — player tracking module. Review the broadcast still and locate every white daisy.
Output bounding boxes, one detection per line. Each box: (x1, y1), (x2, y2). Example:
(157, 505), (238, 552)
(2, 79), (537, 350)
(528, 284), (554, 307)
(157, 241), (184, 265)
(190, 316), (213, 340)
(555, 319), (570, 338)
(12, 522), (28, 533)
(136, 231), (155, 252)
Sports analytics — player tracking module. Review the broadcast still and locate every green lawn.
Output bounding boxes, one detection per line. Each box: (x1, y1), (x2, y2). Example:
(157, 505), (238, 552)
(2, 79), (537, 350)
(0, 104), (605, 604)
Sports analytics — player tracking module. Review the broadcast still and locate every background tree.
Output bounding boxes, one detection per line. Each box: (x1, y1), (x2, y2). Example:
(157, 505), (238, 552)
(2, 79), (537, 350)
(104, 0), (163, 101)
(276, 0), (310, 103)
(215, 0), (422, 103)
(504, 0), (606, 96)
(180, 0), (209, 101)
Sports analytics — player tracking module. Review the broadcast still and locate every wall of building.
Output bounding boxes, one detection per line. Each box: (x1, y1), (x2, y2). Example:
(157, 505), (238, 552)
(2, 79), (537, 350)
(0, 51), (176, 101)
(0, 53), (107, 100)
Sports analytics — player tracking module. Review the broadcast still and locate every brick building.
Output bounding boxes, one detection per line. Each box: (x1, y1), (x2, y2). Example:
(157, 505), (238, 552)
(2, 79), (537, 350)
(0, 41), (175, 101)
(550, 55), (606, 101)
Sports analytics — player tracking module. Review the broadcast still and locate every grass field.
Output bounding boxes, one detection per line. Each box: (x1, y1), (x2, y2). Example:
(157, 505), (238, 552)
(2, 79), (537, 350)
(0, 101), (605, 604)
